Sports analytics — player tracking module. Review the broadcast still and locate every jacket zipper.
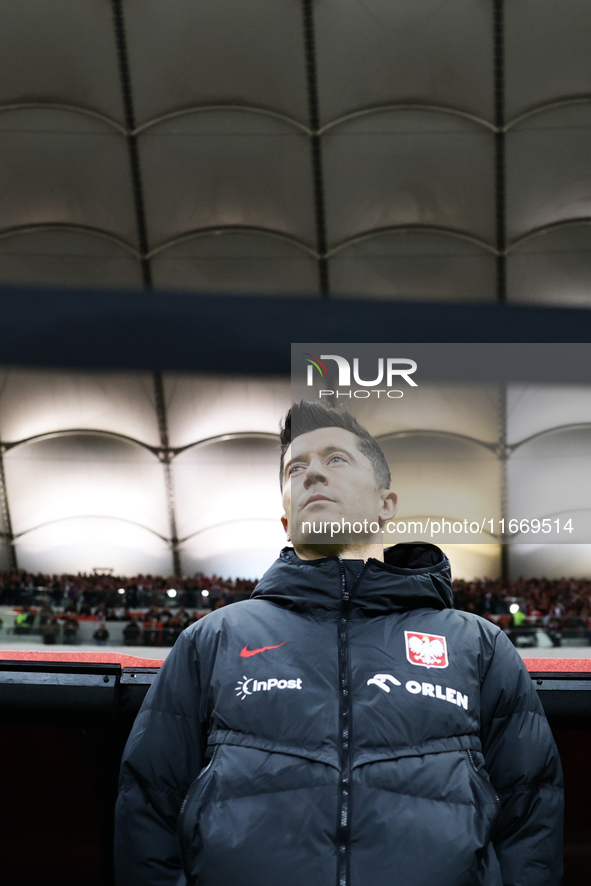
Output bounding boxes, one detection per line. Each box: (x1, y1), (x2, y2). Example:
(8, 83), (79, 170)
(336, 559), (369, 886)
(466, 748), (502, 809)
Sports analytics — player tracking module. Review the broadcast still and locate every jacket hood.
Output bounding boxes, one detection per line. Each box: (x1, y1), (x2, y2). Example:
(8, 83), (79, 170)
(250, 542), (453, 615)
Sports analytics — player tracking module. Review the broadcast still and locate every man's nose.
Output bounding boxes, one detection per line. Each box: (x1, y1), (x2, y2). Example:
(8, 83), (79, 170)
(303, 459), (327, 487)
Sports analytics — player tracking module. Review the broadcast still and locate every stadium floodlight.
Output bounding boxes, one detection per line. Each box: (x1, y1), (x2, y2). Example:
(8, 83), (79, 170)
(201, 590), (210, 597)
(117, 588), (125, 595)
(167, 589), (177, 598)
(509, 603), (520, 614)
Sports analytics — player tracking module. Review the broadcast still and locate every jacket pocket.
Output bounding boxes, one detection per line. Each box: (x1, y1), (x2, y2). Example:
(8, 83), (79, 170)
(465, 748), (502, 815)
(350, 748), (503, 886)
(178, 744), (220, 870)
(178, 742), (339, 886)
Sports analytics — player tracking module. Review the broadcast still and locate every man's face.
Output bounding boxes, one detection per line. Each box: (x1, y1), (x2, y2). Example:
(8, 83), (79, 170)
(281, 426), (397, 545)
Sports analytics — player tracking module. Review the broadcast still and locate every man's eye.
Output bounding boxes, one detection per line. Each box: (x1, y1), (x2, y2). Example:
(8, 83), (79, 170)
(289, 464), (303, 474)
(329, 455), (345, 464)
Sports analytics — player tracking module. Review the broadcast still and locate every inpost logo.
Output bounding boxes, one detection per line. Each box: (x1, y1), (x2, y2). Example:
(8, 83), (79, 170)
(304, 353), (417, 399)
(235, 675), (303, 700)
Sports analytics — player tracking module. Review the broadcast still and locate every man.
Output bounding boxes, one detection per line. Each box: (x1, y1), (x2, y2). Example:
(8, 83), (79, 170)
(115, 401), (563, 886)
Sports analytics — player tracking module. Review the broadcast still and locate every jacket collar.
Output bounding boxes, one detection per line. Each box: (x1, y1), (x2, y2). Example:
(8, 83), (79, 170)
(250, 543), (453, 615)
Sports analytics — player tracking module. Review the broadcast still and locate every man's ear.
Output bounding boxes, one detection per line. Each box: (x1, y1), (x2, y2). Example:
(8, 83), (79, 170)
(379, 490), (398, 522)
(281, 514), (291, 542)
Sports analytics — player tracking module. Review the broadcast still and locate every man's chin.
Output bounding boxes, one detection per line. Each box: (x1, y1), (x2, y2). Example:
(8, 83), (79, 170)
(292, 521), (374, 547)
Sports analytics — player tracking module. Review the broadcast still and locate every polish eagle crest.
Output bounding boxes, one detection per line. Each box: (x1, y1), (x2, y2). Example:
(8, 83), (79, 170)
(405, 631), (448, 668)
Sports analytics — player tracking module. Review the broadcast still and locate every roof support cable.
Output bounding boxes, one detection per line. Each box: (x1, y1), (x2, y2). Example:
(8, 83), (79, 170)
(153, 373), (182, 578)
(110, 0), (152, 288)
(111, 3), (182, 576)
(0, 442), (17, 569)
(301, 0), (330, 295)
(493, 0), (507, 303)
(494, 4), (509, 581)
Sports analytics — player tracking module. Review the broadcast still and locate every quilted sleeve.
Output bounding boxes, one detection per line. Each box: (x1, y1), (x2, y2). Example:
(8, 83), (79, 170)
(480, 629), (564, 886)
(114, 629), (206, 886)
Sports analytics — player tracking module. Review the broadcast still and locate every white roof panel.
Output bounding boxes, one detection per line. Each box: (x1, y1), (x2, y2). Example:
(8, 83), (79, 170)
(507, 385), (591, 446)
(0, 0), (124, 122)
(179, 521), (284, 581)
(439, 544), (502, 581)
(380, 435), (500, 531)
(507, 224), (591, 307)
(509, 544), (591, 581)
(15, 518), (172, 577)
(323, 111), (495, 246)
(506, 104), (591, 241)
(164, 374), (289, 450)
(139, 111), (315, 247)
(125, 0), (309, 125)
(349, 383), (500, 444)
(315, 0), (494, 124)
(0, 229), (142, 289)
(506, 0), (591, 119)
(0, 109), (136, 243)
(0, 368), (160, 447)
(152, 231), (319, 295)
(508, 428), (591, 544)
(5, 434), (169, 539)
(173, 437), (283, 542)
(329, 231), (496, 301)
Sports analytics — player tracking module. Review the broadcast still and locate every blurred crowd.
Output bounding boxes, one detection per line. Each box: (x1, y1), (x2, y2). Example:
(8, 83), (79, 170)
(0, 569), (257, 611)
(1, 569), (257, 647)
(2, 568), (590, 648)
(452, 576), (591, 620)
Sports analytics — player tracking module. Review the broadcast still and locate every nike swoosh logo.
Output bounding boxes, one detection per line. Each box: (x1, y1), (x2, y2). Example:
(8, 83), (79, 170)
(240, 643), (286, 657)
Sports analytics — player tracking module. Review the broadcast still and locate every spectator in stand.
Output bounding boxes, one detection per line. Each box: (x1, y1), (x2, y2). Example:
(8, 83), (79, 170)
(42, 617), (61, 645)
(62, 614), (79, 645)
(161, 617), (178, 647)
(546, 618), (562, 648)
(144, 605), (160, 624)
(123, 618), (142, 647)
(14, 605), (34, 635)
(38, 600), (54, 626)
(143, 617), (160, 647)
(510, 606), (528, 639)
(50, 581), (64, 608)
(93, 623), (110, 646)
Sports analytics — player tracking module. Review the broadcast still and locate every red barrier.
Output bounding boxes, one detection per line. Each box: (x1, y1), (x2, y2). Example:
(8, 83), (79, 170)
(0, 649), (164, 667)
(2, 650), (590, 671)
(524, 658), (591, 673)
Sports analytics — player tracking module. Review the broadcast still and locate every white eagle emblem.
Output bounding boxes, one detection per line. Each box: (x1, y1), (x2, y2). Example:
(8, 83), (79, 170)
(405, 631), (448, 669)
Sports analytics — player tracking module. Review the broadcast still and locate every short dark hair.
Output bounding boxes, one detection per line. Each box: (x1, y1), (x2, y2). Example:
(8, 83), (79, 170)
(279, 401), (391, 490)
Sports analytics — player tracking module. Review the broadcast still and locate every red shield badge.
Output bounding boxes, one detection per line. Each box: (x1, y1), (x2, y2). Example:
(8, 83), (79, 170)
(405, 631), (448, 669)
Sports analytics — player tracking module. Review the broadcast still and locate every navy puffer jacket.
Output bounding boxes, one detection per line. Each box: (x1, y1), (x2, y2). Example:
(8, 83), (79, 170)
(115, 543), (563, 886)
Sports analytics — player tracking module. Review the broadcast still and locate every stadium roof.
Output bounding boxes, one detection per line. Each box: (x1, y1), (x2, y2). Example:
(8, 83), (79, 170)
(0, 3), (589, 582)
(0, 0), (590, 304)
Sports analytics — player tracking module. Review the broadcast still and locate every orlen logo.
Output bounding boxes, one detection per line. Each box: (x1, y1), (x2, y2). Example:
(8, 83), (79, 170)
(367, 672), (468, 710)
(304, 353), (417, 400)
(235, 675), (302, 700)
